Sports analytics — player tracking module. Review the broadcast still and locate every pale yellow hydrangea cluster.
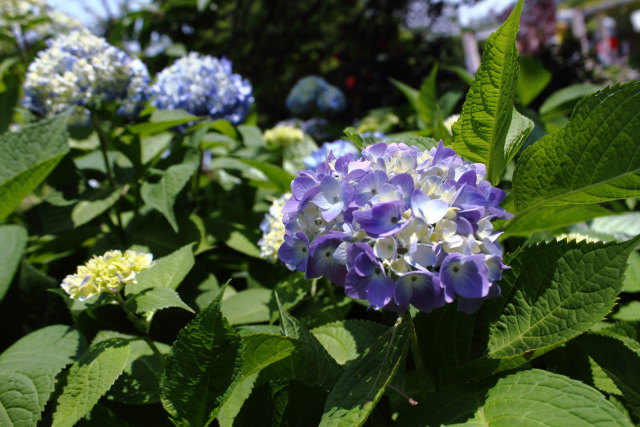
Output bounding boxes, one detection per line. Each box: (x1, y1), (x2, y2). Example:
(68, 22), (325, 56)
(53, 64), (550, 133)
(264, 125), (304, 147)
(258, 193), (290, 263)
(60, 250), (154, 301)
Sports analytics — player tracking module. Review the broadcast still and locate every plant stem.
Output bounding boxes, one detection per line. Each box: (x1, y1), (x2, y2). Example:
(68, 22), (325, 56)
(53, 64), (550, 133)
(115, 292), (165, 364)
(403, 311), (435, 392)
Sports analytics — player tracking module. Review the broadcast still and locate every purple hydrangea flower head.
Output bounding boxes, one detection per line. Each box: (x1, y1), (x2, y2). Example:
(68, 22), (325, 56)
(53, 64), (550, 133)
(278, 140), (512, 314)
(304, 139), (359, 171)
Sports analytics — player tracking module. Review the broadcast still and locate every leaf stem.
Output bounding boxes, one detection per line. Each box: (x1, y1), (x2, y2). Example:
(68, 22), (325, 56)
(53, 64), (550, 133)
(114, 292), (165, 364)
(403, 311), (435, 392)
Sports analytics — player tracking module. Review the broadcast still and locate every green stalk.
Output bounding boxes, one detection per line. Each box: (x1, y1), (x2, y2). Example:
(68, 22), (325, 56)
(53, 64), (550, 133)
(403, 311), (435, 392)
(114, 292), (164, 364)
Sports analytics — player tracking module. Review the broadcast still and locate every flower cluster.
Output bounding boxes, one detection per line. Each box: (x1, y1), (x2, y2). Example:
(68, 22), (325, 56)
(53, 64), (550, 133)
(22, 28), (150, 122)
(60, 250), (154, 301)
(443, 114), (460, 133)
(264, 125), (304, 147)
(286, 76), (346, 117)
(258, 193), (290, 263)
(304, 139), (359, 171)
(150, 53), (253, 125)
(278, 142), (512, 314)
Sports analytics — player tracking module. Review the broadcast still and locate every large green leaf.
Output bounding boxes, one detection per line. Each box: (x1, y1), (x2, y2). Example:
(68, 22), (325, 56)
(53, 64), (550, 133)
(311, 320), (388, 366)
(539, 83), (604, 117)
(577, 332), (640, 417)
(319, 320), (410, 427)
(0, 225), (27, 301)
(502, 204), (613, 237)
(125, 286), (194, 316)
(451, 0), (523, 184)
(0, 325), (85, 426)
(516, 55), (551, 106)
(416, 236), (639, 387)
(71, 189), (120, 227)
(141, 161), (199, 232)
(126, 243), (195, 296)
(52, 338), (130, 427)
(512, 82), (640, 215)
(237, 159), (294, 194)
(398, 369), (631, 426)
(0, 116), (69, 220)
(221, 288), (271, 325)
(160, 288), (242, 426)
(127, 109), (197, 135)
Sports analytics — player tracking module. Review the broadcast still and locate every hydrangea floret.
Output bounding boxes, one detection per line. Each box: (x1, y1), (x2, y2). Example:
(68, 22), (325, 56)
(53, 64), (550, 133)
(258, 193), (290, 263)
(304, 139), (359, 171)
(22, 28), (150, 121)
(60, 250), (154, 301)
(150, 52), (253, 125)
(278, 141), (512, 314)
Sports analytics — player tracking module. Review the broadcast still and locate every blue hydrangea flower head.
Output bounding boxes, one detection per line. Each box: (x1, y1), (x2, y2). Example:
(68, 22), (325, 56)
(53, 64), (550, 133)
(22, 28), (151, 122)
(150, 52), (253, 125)
(279, 141), (513, 314)
(285, 75), (346, 117)
(304, 139), (359, 171)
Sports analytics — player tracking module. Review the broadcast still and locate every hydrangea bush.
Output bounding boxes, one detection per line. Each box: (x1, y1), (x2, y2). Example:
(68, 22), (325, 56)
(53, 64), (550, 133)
(2, 1), (640, 426)
(286, 75), (346, 117)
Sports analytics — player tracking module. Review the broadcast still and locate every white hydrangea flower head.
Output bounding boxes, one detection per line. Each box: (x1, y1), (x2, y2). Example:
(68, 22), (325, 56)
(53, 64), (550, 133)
(22, 28), (150, 122)
(258, 193), (290, 263)
(443, 114), (460, 133)
(60, 250), (155, 301)
(264, 125), (304, 147)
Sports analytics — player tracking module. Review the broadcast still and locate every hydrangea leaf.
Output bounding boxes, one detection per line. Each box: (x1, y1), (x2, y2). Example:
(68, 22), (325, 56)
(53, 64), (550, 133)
(576, 332), (640, 417)
(216, 372), (259, 427)
(513, 82), (640, 214)
(539, 83), (604, 117)
(502, 204), (613, 237)
(125, 286), (194, 316)
(504, 107), (534, 163)
(319, 320), (410, 427)
(125, 243), (195, 296)
(0, 325), (85, 426)
(0, 225), (27, 302)
(451, 0), (523, 185)
(237, 159), (295, 194)
(311, 320), (388, 366)
(416, 236), (639, 387)
(221, 288), (271, 325)
(70, 188), (120, 227)
(623, 252), (640, 293)
(52, 338), (130, 427)
(516, 55), (551, 106)
(140, 160), (199, 232)
(90, 331), (170, 406)
(127, 110), (197, 135)
(0, 116), (69, 221)
(612, 301), (640, 321)
(397, 369), (631, 426)
(160, 287), (242, 426)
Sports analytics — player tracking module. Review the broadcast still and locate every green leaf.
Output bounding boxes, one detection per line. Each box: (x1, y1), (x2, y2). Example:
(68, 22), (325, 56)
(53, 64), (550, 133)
(220, 288), (271, 325)
(126, 243), (195, 296)
(128, 110), (197, 135)
(237, 125), (265, 148)
(311, 320), (388, 366)
(216, 373), (259, 427)
(398, 369), (632, 426)
(160, 287), (242, 426)
(0, 116), (69, 220)
(503, 108), (534, 163)
(587, 212), (640, 242)
(0, 225), (27, 301)
(502, 204), (613, 237)
(389, 78), (420, 115)
(417, 236), (639, 387)
(71, 189), (120, 227)
(141, 133), (172, 165)
(445, 65), (475, 86)
(576, 333), (640, 418)
(612, 301), (640, 321)
(319, 320), (410, 427)
(513, 82), (640, 214)
(240, 334), (299, 378)
(52, 338), (130, 427)
(0, 325), (85, 426)
(539, 83), (604, 117)
(417, 63), (440, 134)
(623, 251), (640, 293)
(91, 331), (170, 406)
(451, 0), (523, 184)
(125, 286), (194, 315)
(141, 160), (198, 232)
(516, 55), (551, 106)
(237, 159), (294, 194)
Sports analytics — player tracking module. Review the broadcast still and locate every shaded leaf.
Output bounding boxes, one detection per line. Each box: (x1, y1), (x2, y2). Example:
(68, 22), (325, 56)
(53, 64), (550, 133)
(126, 243), (195, 296)
(502, 204), (613, 237)
(311, 320), (388, 366)
(539, 83), (604, 117)
(516, 55), (551, 106)
(221, 288), (271, 325)
(0, 225), (27, 301)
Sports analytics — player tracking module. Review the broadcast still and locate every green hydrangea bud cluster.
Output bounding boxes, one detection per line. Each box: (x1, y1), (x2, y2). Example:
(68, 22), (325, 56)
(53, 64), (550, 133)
(60, 250), (154, 301)
(263, 125), (304, 148)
